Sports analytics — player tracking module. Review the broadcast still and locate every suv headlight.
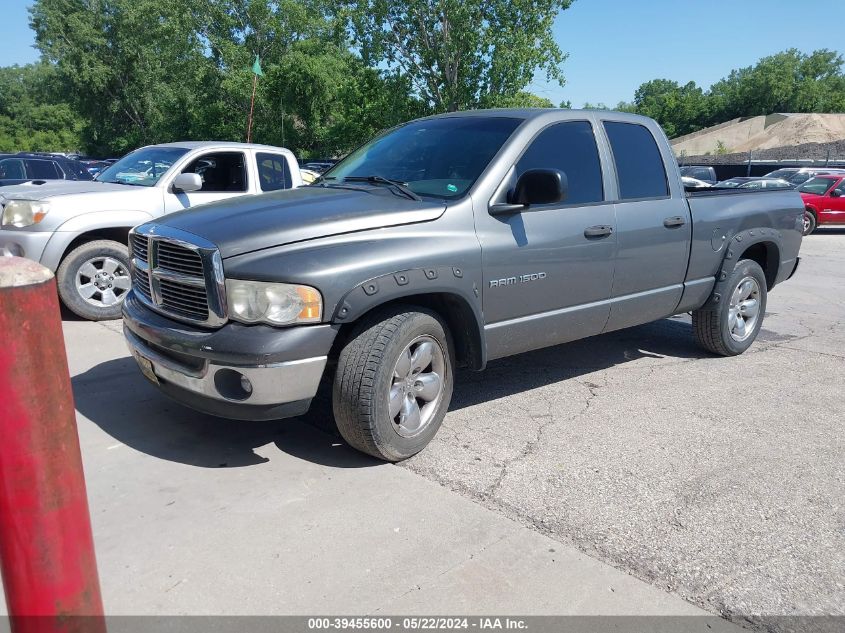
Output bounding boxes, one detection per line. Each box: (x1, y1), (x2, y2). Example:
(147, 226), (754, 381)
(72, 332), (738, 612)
(225, 279), (322, 325)
(1, 200), (51, 228)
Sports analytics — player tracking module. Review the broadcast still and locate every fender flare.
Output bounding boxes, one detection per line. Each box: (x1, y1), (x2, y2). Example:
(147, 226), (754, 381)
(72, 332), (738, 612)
(40, 209), (156, 271)
(331, 266), (487, 370)
(706, 226), (783, 307)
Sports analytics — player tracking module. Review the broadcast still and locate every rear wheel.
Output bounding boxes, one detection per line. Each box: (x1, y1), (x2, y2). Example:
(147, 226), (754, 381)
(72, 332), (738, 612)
(57, 240), (132, 320)
(692, 259), (767, 356)
(333, 307), (454, 461)
(802, 210), (817, 235)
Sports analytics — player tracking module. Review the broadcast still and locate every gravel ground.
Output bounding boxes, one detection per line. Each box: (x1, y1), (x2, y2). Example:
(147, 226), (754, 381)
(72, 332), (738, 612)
(401, 230), (845, 631)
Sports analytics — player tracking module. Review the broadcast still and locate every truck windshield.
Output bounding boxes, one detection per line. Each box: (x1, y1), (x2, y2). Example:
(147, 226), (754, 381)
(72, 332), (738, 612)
(321, 117), (523, 199)
(97, 147), (188, 187)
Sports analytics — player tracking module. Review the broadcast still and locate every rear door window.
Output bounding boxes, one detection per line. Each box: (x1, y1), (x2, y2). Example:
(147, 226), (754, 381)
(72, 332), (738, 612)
(26, 159), (62, 179)
(256, 153), (292, 191)
(516, 121), (604, 205)
(603, 121), (669, 200)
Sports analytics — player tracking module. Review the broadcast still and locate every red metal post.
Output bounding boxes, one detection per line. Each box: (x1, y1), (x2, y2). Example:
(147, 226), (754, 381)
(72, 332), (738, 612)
(0, 257), (105, 633)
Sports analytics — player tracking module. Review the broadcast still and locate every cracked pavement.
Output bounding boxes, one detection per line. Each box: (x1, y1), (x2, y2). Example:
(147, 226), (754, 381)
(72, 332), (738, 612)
(402, 231), (845, 629)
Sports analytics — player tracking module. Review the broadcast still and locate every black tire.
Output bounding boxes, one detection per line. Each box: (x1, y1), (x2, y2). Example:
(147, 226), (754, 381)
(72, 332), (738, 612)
(333, 306), (454, 462)
(692, 259), (767, 356)
(57, 239), (132, 321)
(802, 210), (817, 236)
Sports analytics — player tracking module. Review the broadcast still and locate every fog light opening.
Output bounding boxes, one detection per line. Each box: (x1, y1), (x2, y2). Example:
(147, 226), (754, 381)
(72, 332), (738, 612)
(214, 369), (253, 401)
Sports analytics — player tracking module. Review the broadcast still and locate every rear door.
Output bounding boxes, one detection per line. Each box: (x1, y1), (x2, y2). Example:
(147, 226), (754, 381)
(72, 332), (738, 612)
(601, 120), (691, 332)
(477, 119), (617, 359)
(255, 152), (293, 192)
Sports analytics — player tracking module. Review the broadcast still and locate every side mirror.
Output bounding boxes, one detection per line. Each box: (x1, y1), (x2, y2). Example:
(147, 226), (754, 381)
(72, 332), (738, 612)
(830, 189), (841, 198)
(512, 169), (567, 205)
(489, 169), (568, 216)
(171, 172), (203, 193)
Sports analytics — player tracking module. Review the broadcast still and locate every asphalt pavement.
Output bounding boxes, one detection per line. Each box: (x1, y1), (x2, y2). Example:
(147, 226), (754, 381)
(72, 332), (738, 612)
(1, 231), (842, 631)
(403, 230), (845, 630)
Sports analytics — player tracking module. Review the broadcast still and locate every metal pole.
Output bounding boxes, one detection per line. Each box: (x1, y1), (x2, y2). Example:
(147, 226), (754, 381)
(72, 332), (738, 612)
(0, 257), (105, 633)
(247, 73), (258, 143)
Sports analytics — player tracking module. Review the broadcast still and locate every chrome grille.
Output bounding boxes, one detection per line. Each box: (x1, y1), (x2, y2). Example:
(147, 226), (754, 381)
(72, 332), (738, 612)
(159, 278), (209, 321)
(129, 225), (227, 327)
(133, 269), (152, 302)
(131, 233), (149, 263)
(157, 241), (204, 276)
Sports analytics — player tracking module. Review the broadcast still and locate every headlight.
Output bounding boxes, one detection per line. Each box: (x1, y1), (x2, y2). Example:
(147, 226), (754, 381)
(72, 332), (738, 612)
(1, 200), (50, 228)
(225, 279), (322, 325)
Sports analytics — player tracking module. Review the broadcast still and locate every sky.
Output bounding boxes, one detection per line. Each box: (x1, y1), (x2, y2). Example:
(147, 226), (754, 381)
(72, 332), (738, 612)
(1, 0), (843, 107)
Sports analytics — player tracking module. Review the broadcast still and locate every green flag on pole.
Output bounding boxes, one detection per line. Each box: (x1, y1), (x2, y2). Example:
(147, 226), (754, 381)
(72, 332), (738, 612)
(251, 55), (264, 77)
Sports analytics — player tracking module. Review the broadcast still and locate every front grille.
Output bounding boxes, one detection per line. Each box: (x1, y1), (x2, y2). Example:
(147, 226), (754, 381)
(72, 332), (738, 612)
(129, 226), (226, 327)
(159, 278), (209, 321)
(132, 233), (149, 263)
(157, 241), (204, 277)
(133, 269), (152, 302)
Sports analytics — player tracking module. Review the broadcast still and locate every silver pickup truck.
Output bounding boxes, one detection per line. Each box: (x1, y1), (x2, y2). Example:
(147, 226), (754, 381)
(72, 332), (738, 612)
(0, 141), (301, 319)
(122, 110), (803, 461)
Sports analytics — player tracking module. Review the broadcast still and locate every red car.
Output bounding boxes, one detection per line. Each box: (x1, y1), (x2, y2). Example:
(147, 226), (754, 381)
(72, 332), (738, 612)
(799, 174), (845, 235)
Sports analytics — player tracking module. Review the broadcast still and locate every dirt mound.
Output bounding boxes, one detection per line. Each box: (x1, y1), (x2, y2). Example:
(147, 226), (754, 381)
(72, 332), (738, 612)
(671, 113), (845, 155)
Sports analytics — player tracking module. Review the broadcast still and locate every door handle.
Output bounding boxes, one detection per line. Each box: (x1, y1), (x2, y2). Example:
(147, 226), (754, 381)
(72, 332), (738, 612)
(584, 225), (613, 238)
(663, 216), (686, 228)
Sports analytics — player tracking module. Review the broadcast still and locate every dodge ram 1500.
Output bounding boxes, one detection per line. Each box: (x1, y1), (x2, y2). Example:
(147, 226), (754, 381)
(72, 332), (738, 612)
(122, 110), (803, 461)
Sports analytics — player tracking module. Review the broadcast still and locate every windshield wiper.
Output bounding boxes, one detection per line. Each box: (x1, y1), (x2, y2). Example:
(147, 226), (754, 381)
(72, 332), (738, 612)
(342, 176), (421, 201)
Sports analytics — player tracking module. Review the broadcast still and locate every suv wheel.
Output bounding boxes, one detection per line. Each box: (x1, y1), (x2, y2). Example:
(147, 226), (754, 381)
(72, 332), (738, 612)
(692, 259), (767, 356)
(57, 240), (132, 320)
(333, 306), (454, 461)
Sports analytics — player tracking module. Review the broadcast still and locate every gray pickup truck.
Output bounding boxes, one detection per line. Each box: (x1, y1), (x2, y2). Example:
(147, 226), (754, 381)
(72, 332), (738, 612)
(123, 110), (803, 461)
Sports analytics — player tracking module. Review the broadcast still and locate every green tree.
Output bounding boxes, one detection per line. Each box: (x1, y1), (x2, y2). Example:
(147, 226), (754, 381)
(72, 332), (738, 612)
(631, 79), (709, 137)
(708, 48), (845, 121)
(344, 0), (574, 112)
(31, 0), (213, 154)
(0, 63), (82, 152)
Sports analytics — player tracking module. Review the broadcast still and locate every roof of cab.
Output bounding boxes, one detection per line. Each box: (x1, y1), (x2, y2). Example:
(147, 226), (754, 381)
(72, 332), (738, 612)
(145, 141), (293, 152)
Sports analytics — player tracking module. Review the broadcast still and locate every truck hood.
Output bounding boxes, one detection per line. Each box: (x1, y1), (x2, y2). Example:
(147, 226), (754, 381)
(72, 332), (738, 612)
(0, 180), (145, 201)
(160, 186), (447, 258)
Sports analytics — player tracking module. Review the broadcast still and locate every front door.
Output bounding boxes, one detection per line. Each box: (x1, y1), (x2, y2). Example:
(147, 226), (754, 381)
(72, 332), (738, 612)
(600, 120), (691, 332)
(476, 120), (617, 360)
(164, 151), (250, 214)
(818, 178), (845, 226)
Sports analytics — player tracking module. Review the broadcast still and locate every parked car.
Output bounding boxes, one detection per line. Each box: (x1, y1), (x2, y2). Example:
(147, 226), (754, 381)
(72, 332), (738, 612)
(717, 177), (763, 188)
(798, 174), (845, 234)
(736, 178), (793, 190)
(0, 153), (94, 187)
(764, 167), (845, 186)
(0, 142), (302, 320)
(121, 110), (803, 461)
(302, 162), (335, 173)
(679, 165), (718, 185)
(82, 160), (111, 177)
(681, 176), (711, 189)
(299, 168), (320, 184)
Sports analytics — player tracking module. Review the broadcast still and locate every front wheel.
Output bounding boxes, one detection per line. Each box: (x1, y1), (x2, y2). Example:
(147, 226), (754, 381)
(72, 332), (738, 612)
(802, 210), (817, 236)
(57, 239), (132, 320)
(333, 307), (454, 461)
(692, 259), (767, 356)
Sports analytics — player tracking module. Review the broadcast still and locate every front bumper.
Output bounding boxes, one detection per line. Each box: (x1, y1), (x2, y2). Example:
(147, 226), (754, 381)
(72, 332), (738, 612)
(0, 227), (52, 266)
(122, 291), (338, 420)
